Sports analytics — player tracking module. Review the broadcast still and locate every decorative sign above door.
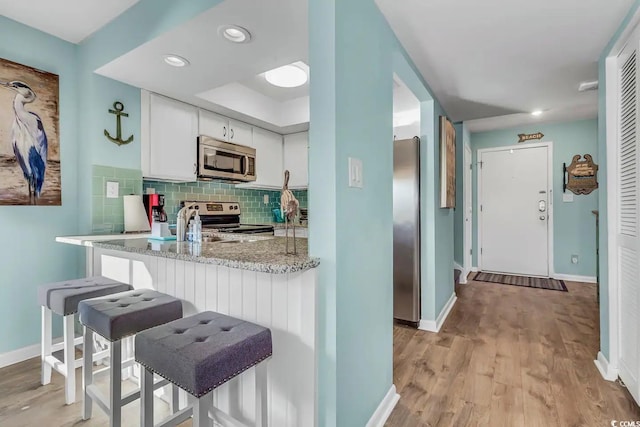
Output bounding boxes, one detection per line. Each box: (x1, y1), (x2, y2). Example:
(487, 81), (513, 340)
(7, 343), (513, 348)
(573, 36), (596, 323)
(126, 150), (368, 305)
(518, 132), (544, 143)
(563, 154), (599, 195)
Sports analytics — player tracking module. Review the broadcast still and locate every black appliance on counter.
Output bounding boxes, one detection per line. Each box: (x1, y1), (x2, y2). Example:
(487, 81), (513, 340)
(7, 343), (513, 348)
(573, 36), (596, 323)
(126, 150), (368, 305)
(143, 194), (167, 224)
(179, 201), (274, 235)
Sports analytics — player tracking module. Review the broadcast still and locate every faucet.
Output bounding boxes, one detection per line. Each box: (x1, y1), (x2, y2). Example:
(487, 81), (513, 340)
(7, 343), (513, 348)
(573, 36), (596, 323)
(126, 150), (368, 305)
(176, 202), (198, 242)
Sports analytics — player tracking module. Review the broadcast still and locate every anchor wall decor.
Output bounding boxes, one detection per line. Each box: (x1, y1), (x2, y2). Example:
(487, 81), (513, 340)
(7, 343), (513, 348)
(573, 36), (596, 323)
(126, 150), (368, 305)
(104, 101), (134, 146)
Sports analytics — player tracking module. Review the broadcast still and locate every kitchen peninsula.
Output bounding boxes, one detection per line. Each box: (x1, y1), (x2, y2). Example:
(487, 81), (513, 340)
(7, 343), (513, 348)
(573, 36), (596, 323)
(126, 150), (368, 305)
(56, 234), (318, 427)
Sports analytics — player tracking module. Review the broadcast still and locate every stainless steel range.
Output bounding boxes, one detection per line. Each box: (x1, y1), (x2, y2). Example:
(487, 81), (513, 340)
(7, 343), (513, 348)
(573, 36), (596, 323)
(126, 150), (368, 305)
(179, 201), (274, 235)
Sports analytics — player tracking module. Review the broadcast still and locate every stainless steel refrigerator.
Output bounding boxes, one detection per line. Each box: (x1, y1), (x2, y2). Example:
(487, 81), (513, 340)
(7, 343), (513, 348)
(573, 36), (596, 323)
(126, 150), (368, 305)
(393, 137), (421, 325)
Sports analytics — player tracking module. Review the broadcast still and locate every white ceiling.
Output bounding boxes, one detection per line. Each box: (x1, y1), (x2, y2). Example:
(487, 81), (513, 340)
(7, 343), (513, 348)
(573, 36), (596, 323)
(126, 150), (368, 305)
(376, 0), (635, 131)
(96, 0), (309, 134)
(0, 0), (140, 43)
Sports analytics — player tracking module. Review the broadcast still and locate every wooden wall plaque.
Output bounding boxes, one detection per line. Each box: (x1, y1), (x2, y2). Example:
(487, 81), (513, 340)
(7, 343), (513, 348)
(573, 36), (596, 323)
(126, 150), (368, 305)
(565, 154), (599, 195)
(518, 132), (544, 143)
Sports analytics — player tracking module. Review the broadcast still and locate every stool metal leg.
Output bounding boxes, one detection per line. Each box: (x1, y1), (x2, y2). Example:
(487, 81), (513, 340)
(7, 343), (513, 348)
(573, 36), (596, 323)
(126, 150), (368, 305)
(63, 314), (76, 405)
(140, 367), (154, 427)
(110, 340), (122, 427)
(255, 362), (268, 427)
(171, 385), (180, 414)
(40, 306), (52, 385)
(82, 326), (94, 420)
(192, 393), (213, 427)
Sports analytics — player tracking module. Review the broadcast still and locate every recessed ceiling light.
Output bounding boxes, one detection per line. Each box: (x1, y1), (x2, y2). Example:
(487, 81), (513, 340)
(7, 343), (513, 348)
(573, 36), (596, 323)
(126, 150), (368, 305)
(531, 110), (543, 116)
(265, 64), (308, 88)
(218, 25), (251, 43)
(163, 54), (189, 67)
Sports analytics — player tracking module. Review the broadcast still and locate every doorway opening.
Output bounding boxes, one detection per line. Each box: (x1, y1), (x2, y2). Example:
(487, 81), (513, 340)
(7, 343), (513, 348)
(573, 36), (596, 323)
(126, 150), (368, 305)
(392, 74), (421, 326)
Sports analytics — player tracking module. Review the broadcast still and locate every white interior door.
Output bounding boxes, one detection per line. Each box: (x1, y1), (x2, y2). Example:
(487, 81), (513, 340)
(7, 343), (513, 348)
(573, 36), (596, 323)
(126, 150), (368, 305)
(479, 145), (550, 277)
(464, 145), (473, 273)
(616, 39), (640, 404)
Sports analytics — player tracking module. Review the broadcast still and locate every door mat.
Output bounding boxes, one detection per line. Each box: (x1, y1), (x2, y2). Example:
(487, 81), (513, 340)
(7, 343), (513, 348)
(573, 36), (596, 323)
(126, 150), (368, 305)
(473, 272), (568, 292)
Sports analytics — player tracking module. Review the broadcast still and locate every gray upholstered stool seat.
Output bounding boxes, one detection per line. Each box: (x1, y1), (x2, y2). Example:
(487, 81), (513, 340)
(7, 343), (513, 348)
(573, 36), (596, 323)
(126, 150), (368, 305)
(38, 276), (132, 316)
(79, 289), (183, 427)
(79, 289), (183, 341)
(136, 311), (272, 427)
(38, 276), (131, 406)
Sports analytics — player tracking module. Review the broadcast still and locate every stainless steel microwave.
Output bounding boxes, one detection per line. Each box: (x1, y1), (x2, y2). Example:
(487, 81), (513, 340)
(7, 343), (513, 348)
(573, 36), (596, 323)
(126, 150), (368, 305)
(197, 136), (256, 182)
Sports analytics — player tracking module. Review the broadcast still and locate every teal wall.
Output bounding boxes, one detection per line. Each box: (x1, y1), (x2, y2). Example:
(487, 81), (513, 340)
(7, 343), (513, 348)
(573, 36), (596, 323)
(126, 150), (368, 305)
(598, 0), (640, 360)
(471, 119), (599, 278)
(0, 17), (82, 353)
(75, 0), (225, 234)
(0, 1), (225, 355)
(309, 0), (453, 424)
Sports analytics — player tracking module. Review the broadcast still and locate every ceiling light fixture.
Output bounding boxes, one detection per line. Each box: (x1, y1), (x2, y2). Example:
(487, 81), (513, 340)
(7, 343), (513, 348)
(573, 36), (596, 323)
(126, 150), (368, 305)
(218, 25), (251, 43)
(531, 110), (543, 116)
(265, 64), (308, 88)
(163, 54), (190, 67)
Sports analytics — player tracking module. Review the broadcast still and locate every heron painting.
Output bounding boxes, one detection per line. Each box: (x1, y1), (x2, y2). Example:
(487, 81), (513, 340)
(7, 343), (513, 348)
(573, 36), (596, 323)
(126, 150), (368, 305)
(0, 57), (60, 206)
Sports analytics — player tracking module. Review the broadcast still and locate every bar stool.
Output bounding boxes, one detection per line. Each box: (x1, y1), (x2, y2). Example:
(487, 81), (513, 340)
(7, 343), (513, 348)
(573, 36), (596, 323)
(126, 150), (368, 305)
(79, 289), (183, 427)
(37, 276), (132, 405)
(136, 311), (272, 427)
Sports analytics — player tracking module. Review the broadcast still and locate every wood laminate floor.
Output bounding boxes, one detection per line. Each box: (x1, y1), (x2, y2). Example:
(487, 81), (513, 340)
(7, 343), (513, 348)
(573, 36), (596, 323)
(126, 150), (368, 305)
(1, 279), (638, 426)
(386, 279), (640, 427)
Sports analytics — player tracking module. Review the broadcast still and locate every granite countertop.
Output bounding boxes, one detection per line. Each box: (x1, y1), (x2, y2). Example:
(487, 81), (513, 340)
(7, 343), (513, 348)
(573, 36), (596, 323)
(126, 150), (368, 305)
(271, 222), (308, 229)
(91, 235), (319, 274)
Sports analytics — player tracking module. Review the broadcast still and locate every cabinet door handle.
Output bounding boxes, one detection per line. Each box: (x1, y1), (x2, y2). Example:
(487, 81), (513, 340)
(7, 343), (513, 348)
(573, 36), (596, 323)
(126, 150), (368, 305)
(194, 163), (197, 175)
(230, 128), (235, 139)
(223, 126), (227, 137)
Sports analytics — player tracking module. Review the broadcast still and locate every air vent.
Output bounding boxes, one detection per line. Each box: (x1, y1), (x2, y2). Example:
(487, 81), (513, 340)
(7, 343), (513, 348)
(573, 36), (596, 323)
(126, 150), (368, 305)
(578, 81), (599, 92)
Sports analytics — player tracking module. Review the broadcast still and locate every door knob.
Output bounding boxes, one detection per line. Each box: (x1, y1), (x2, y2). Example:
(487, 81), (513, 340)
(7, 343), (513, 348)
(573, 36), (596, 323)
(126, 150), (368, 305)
(539, 215), (546, 220)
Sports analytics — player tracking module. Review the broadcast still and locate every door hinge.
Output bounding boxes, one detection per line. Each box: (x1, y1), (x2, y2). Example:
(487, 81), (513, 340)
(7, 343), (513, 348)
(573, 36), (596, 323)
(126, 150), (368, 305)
(469, 163), (473, 170)
(470, 249), (473, 255)
(480, 205), (483, 212)
(481, 248), (483, 255)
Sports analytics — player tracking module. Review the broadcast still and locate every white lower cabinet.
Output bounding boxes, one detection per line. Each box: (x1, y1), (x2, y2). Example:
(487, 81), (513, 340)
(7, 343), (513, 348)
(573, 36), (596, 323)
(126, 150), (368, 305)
(283, 132), (308, 189)
(141, 91), (198, 181)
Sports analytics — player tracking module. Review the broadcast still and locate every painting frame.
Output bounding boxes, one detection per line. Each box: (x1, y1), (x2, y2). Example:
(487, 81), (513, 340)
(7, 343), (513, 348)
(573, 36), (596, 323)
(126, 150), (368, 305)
(440, 115), (456, 208)
(0, 57), (61, 206)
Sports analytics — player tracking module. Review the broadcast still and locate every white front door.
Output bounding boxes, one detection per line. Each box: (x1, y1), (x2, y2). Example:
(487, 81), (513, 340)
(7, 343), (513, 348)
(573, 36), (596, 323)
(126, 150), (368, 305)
(479, 144), (551, 277)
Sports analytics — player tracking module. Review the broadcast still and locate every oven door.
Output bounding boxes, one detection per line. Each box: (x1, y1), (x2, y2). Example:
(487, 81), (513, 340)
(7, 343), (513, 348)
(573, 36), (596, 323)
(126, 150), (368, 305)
(198, 137), (256, 181)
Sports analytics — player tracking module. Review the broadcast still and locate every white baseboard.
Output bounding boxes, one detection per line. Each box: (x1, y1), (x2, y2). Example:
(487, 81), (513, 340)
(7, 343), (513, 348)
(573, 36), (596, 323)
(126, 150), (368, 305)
(453, 262), (468, 284)
(419, 292), (457, 333)
(594, 351), (618, 382)
(471, 266), (479, 273)
(366, 384), (400, 427)
(0, 337), (64, 369)
(553, 274), (597, 284)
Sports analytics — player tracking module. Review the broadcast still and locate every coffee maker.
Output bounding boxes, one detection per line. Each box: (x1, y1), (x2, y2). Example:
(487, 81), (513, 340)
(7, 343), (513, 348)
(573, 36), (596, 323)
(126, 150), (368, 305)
(143, 194), (167, 225)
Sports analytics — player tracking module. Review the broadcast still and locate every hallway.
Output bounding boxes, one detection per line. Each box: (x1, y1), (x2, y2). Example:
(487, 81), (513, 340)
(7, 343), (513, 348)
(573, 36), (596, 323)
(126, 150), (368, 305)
(387, 279), (640, 426)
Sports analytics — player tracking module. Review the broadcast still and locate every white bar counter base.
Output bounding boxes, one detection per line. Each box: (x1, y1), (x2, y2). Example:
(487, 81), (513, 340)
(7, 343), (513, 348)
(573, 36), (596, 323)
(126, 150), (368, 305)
(57, 234), (318, 427)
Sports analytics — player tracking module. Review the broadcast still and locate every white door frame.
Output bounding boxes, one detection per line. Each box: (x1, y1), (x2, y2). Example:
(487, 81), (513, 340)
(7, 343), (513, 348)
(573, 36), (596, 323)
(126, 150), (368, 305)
(462, 145), (473, 283)
(477, 141), (555, 277)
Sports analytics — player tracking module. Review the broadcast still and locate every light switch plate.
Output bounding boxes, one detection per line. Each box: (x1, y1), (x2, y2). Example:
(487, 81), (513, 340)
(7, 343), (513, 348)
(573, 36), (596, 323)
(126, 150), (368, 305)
(348, 157), (363, 188)
(263, 194), (269, 205)
(562, 192), (574, 203)
(106, 181), (119, 199)
(146, 187), (156, 194)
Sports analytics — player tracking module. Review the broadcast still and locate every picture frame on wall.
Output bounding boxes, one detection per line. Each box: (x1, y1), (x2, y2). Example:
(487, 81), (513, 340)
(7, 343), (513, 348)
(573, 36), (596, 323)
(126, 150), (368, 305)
(0, 57), (60, 206)
(440, 115), (456, 208)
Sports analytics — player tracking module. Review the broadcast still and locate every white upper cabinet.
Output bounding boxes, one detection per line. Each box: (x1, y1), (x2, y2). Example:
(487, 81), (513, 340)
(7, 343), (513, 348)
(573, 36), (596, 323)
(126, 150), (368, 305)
(198, 109), (229, 141)
(228, 120), (252, 145)
(283, 132), (309, 189)
(199, 111), (253, 145)
(141, 91), (198, 182)
(237, 127), (283, 189)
